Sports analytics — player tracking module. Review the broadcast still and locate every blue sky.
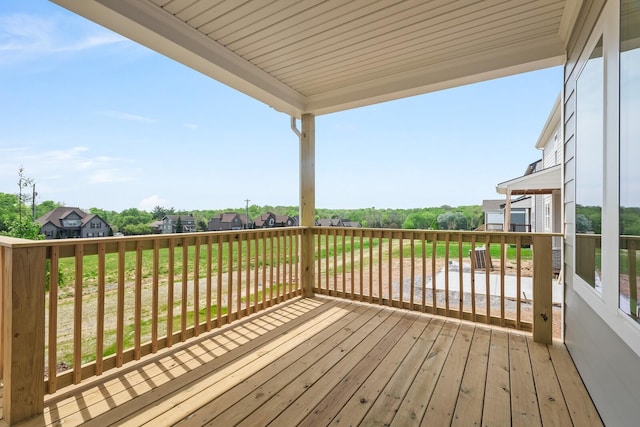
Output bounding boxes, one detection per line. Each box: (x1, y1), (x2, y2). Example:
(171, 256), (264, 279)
(0, 1), (563, 213)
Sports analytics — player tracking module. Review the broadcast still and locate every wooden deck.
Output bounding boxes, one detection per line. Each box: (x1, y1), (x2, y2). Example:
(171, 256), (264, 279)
(12, 296), (601, 426)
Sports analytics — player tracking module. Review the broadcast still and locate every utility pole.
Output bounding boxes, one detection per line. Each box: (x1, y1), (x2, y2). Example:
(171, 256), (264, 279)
(32, 183), (37, 221)
(245, 198), (250, 229)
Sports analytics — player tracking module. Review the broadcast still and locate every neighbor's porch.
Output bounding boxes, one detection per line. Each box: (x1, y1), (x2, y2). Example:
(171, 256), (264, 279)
(0, 228), (600, 425)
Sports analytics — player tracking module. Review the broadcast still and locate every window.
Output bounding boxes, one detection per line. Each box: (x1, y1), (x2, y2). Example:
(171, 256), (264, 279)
(544, 200), (552, 232)
(619, 0), (640, 321)
(575, 35), (604, 291)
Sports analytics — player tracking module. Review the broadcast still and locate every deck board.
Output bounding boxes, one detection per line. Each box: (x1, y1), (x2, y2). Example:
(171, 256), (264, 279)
(13, 296), (602, 427)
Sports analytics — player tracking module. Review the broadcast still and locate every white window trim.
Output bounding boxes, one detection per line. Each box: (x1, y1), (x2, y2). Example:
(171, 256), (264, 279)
(572, 0), (640, 357)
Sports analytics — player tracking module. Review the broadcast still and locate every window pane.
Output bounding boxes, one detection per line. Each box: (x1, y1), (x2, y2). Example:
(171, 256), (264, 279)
(620, 0), (640, 321)
(576, 36), (604, 291)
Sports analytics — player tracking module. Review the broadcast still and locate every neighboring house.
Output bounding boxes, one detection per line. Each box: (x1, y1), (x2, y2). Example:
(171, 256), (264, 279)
(254, 212), (297, 228)
(254, 212), (276, 228)
(481, 199), (531, 232)
(316, 218), (343, 227)
(161, 214), (197, 233)
(149, 220), (164, 234)
(208, 213), (252, 231)
(38, 207), (112, 239)
(495, 94), (562, 239)
(316, 218), (361, 227)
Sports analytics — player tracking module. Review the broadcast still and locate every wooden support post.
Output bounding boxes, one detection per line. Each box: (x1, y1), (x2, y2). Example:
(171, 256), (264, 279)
(504, 189), (512, 232)
(533, 235), (553, 344)
(3, 245), (46, 425)
(300, 113), (315, 297)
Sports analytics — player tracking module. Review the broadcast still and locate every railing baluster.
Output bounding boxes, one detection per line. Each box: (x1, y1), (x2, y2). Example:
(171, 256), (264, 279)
(517, 235), (522, 329)
(152, 239), (159, 350)
(342, 229), (347, 299)
(358, 230), (364, 302)
(444, 234), (450, 316)
(216, 236), (223, 327)
(500, 235), (506, 327)
(282, 231), (287, 300)
(269, 232), (274, 305)
(288, 230), (294, 296)
(399, 233), (404, 305)
(194, 236), (201, 335)
(73, 244), (83, 384)
(369, 234), (373, 303)
(117, 241), (125, 365)
(206, 235), (213, 331)
(333, 230), (338, 295)
(167, 239), (175, 347)
(254, 235), (259, 313)
(431, 236), (437, 312)
(458, 233), (462, 318)
(236, 235), (243, 319)
(245, 232), (250, 311)
(261, 233), (267, 308)
(350, 232), (355, 299)
(388, 233), (393, 307)
(410, 233), (415, 308)
(421, 234), (426, 312)
(48, 246), (60, 393)
(325, 230), (329, 292)
(276, 233), (281, 303)
(181, 237), (188, 340)
(378, 234), (383, 304)
(97, 243), (106, 370)
(317, 231), (322, 291)
(228, 236), (234, 319)
(134, 241), (143, 359)
(485, 235), (491, 324)
(470, 234), (476, 322)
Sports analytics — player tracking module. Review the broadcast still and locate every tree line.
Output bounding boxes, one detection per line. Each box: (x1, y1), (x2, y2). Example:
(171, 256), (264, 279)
(0, 191), (487, 239)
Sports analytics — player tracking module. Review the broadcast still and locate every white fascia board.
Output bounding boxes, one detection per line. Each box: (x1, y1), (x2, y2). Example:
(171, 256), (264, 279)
(559, 0), (584, 48)
(496, 165), (562, 194)
(535, 93), (562, 150)
(52, 0), (306, 117)
(306, 35), (566, 116)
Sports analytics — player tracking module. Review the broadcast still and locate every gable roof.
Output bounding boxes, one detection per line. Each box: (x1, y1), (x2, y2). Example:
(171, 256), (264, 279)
(37, 206), (88, 227)
(52, 0), (575, 117)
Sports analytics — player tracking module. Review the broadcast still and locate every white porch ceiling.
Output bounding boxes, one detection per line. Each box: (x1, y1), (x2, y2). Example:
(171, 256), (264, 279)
(52, 0), (576, 118)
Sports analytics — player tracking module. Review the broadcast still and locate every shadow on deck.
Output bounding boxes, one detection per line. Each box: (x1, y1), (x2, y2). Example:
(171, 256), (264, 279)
(13, 296), (601, 426)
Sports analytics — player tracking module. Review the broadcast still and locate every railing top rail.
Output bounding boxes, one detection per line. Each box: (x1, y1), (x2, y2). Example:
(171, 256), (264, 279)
(309, 226), (563, 238)
(0, 227), (304, 258)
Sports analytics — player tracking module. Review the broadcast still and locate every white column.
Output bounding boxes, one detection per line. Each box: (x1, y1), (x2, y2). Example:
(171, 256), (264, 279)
(504, 190), (512, 232)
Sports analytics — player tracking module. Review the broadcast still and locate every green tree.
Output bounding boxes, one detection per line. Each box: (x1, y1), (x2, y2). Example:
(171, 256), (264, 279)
(4, 219), (43, 240)
(175, 216), (183, 233)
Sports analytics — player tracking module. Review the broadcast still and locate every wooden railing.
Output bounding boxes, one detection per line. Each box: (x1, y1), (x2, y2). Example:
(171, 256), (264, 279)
(311, 228), (558, 342)
(0, 229), (301, 424)
(0, 227), (559, 425)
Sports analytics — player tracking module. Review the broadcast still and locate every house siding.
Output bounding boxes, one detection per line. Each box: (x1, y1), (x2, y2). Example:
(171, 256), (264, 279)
(563, 1), (640, 425)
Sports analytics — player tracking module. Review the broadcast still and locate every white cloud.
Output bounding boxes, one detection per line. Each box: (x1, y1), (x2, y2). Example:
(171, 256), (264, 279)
(47, 146), (90, 161)
(98, 110), (157, 123)
(0, 14), (128, 66)
(89, 169), (135, 184)
(139, 195), (167, 211)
